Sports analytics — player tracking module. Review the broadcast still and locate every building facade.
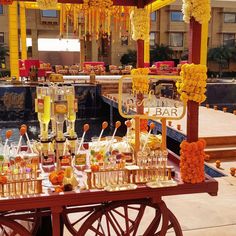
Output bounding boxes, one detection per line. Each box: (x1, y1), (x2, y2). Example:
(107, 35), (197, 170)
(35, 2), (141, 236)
(149, 0), (236, 73)
(0, 0), (236, 72)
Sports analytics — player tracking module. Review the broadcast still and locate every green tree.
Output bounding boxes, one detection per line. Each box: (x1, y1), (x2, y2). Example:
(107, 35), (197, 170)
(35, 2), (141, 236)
(208, 46), (234, 77)
(0, 43), (8, 60)
(229, 47), (236, 62)
(150, 44), (173, 65)
(181, 49), (188, 60)
(0, 44), (8, 71)
(120, 49), (137, 67)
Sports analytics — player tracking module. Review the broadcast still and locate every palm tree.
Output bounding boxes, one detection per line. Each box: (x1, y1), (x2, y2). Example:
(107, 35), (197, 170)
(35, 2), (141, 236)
(229, 47), (236, 62)
(208, 46), (234, 77)
(181, 49), (188, 60)
(120, 49), (137, 67)
(150, 44), (173, 65)
(0, 43), (8, 60)
(0, 43), (9, 69)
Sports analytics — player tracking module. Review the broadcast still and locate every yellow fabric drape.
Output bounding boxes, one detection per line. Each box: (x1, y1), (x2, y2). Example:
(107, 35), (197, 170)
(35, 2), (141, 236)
(144, 8), (150, 65)
(20, 2), (27, 60)
(9, 1), (19, 79)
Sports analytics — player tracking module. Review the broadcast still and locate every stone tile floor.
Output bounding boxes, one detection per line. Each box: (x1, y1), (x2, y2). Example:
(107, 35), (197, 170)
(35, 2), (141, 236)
(164, 159), (236, 236)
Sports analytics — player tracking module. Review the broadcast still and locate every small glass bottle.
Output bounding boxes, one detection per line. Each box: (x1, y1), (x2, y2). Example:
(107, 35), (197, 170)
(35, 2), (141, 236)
(121, 137), (134, 164)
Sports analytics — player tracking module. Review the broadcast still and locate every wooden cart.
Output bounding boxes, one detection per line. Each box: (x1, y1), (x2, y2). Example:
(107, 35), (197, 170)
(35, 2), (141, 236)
(0, 152), (218, 236)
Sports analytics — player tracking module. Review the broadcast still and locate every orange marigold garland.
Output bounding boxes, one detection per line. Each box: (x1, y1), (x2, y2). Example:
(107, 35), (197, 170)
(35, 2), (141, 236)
(0, 0), (13, 4)
(140, 119), (148, 132)
(180, 139), (206, 183)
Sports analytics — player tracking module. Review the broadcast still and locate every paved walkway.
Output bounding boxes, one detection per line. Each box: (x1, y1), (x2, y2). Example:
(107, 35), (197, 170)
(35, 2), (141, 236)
(165, 159), (236, 235)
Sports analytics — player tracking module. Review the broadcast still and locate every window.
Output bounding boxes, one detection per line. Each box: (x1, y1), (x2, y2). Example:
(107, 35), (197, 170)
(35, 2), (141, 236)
(0, 32), (4, 43)
(0, 5), (3, 15)
(223, 33), (235, 47)
(224, 13), (236, 23)
(171, 11), (183, 22)
(150, 32), (156, 47)
(151, 12), (156, 21)
(41, 10), (57, 18)
(169, 32), (183, 47)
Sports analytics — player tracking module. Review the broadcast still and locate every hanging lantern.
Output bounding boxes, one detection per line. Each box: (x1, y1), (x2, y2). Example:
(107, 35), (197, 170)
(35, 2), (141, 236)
(37, 0), (58, 10)
(0, 0), (13, 5)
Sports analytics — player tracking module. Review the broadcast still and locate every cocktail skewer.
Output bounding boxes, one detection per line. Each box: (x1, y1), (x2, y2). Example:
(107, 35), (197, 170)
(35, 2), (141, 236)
(98, 121), (108, 142)
(96, 121), (108, 150)
(142, 122), (155, 152)
(125, 120), (132, 139)
(16, 126), (26, 154)
(3, 129), (13, 157)
(21, 124), (33, 153)
(110, 121), (121, 142)
(77, 124), (89, 153)
(106, 121), (121, 151)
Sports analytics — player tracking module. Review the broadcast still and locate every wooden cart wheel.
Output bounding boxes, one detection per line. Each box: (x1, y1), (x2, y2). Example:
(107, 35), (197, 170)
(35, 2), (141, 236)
(63, 198), (182, 236)
(153, 209), (183, 236)
(0, 209), (41, 235)
(0, 216), (31, 236)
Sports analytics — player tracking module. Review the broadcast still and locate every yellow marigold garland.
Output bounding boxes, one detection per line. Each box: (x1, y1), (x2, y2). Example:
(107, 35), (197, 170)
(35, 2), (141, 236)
(180, 139), (206, 184)
(176, 63), (207, 103)
(37, 0), (58, 9)
(131, 68), (149, 94)
(182, 0), (211, 24)
(130, 7), (149, 41)
(83, 0), (113, 9)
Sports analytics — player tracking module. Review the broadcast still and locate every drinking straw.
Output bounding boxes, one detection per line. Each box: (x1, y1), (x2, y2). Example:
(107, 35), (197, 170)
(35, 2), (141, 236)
(142, 122), (155, 152)
(77, 124), (89, 153)
(21, 124), (33, 153)
(3, 129), (13, 157)
(16, 126), (27, 154)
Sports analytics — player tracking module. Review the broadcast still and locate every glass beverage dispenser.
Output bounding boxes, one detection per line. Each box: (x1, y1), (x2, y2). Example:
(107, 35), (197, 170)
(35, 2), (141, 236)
(53, 84), (67, 169)
(36, 84), (55, 170)
(65, 84), (78, 157)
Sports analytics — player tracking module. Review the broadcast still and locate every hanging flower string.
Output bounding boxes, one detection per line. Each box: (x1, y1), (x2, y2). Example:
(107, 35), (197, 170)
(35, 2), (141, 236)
(131, 68), (149, 94)
(182, 0), (211, 24)
(58, 2), (132, 41)
(176, 63), (207, 104)
(37, 0), (58, 9)
(180, 139), (207, 183)
(130, 7), (150, 41)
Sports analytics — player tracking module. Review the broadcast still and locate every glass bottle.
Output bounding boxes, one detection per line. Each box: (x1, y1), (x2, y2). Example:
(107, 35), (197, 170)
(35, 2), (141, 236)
(65, 84), (77, 138)
(121, 137), (134, 164)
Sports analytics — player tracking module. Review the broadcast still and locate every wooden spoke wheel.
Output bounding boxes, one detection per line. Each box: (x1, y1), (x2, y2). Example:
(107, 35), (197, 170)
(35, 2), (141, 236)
(62, 205), (102, 235)
(0, 216), (31, 236)
(0, 209), (42, 236)
(63, 198), (183, 236)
